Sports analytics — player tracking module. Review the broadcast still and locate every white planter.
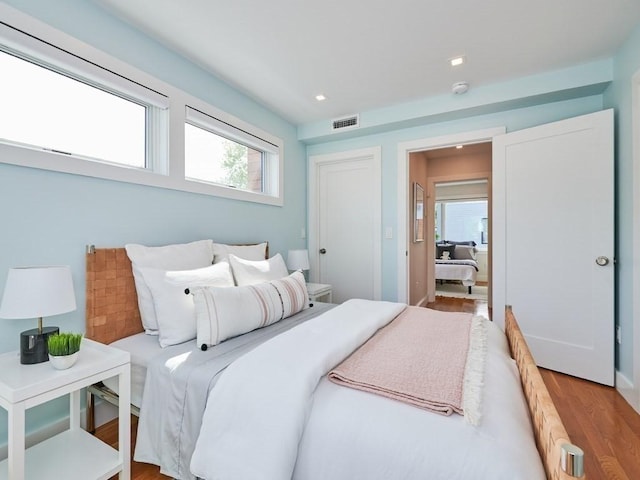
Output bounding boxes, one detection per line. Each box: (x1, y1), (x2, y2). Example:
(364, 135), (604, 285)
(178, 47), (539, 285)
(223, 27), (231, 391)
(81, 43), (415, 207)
(49, 351), (79, 370)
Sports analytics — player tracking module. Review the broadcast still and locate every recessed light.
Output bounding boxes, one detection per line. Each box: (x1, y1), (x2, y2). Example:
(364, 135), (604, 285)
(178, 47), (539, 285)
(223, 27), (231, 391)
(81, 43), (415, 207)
(456, 145), (463, 149)
(450, 56), (465, 67)
(315, 94), (327, 102)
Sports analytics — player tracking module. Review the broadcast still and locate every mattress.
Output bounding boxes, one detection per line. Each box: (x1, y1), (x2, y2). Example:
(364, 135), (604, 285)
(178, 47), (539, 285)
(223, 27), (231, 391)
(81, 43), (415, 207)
(435, 260), (478, 286)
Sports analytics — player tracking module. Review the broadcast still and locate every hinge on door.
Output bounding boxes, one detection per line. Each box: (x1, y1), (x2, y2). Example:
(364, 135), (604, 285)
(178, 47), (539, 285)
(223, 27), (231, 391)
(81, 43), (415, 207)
(406, 251), (408, 257)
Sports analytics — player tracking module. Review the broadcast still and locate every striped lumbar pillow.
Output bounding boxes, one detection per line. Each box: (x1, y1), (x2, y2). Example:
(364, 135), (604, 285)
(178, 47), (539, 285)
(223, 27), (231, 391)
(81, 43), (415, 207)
(191, 271), (309, 349)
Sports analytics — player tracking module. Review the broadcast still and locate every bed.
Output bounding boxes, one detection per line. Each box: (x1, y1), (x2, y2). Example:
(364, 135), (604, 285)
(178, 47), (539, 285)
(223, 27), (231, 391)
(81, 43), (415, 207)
(435, 241), (480, 294)
(85, 244), (585, 480)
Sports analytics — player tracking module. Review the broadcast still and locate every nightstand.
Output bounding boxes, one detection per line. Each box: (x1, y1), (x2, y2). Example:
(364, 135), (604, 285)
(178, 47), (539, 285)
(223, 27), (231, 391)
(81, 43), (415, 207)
(306, 282), (333, 303)
(0, 339), (131, 480)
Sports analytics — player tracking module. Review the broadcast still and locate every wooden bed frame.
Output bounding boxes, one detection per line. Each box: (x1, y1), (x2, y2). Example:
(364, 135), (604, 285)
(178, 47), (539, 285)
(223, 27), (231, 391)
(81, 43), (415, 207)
(85, 246), (585, 479)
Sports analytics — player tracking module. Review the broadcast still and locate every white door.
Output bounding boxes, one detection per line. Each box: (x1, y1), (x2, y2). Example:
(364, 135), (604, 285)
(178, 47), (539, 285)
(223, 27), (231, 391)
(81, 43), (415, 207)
(309, 148), (381, 303)
(493, 109), (614, 385)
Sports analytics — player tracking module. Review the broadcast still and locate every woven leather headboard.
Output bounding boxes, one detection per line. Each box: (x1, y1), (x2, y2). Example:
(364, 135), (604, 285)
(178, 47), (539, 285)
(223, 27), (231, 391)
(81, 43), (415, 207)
(86, 242), (269, 344)
(86, 247), (143, 344)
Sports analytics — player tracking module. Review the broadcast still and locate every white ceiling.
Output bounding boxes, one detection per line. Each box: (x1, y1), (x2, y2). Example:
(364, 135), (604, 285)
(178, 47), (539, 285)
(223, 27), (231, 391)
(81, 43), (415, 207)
(96, 0), (640, 125)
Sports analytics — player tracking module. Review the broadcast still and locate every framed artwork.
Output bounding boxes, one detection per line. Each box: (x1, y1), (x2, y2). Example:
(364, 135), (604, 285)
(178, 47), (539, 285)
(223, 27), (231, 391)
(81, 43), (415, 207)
(414, 182), (425, 242)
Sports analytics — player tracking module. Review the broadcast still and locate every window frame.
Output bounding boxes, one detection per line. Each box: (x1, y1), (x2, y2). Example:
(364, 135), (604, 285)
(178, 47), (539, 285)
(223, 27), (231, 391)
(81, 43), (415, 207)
(184, 105), (282, 197)
(436, 198), (488, 247)
(0, 7), (284, 206)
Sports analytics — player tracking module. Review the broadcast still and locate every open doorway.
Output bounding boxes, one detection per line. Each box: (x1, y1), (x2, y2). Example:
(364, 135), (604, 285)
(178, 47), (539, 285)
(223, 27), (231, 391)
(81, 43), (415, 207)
(408, 142), (492, 305)
(434, 181), (488, 300)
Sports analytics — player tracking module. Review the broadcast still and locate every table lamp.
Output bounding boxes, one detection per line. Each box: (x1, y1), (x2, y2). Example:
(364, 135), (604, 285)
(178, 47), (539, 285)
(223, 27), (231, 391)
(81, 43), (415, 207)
(0, 266), (77, 364)
(287, 249), (310, 272)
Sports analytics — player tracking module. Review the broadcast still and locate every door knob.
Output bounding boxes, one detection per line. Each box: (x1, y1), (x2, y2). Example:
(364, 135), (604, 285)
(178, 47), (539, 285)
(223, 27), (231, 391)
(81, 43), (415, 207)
(595, 256), (609, 266)
(319, 248), (327, 254)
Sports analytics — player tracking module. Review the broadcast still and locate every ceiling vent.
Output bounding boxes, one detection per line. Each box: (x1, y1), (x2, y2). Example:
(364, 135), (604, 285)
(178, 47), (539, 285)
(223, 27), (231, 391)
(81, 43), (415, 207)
(332, 114), (360, 131)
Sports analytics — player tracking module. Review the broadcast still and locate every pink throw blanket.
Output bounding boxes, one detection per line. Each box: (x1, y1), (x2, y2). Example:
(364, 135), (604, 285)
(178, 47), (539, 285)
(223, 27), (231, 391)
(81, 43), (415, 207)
(328, 306), (486, 422)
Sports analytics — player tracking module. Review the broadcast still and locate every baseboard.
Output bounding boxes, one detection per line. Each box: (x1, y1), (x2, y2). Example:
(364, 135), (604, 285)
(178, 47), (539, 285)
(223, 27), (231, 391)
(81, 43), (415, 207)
(416, 294), (429, 307)
(616, 370), (640, 413)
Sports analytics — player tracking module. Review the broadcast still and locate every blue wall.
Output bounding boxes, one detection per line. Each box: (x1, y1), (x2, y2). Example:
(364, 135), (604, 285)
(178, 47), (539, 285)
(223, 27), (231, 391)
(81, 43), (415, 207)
(0, 0), (306, 443)
(307, 95), (605, 302)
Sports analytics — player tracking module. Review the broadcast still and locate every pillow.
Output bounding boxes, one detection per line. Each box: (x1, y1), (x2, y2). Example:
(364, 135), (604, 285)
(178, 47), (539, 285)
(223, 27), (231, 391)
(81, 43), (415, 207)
(454, 244), (477, 260)
(436, 244), (456, 259)
(445, 240), (477, 247)
(139, 263), (234, 347)
(228, 253), (289, 286)
(212, 242), (267, 263)
(125, 240), (214, 334)
(192, 271), (308, 349)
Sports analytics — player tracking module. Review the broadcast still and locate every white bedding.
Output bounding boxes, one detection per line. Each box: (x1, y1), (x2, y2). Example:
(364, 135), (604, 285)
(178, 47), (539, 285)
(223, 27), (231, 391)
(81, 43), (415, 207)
(134, 302), (334, 480)
(190, 299), (545, 480)
(435, 259), (478, 286)
(103, 332), (163, 408)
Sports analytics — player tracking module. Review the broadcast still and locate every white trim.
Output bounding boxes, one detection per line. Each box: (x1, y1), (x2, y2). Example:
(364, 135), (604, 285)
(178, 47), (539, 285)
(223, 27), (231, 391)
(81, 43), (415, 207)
(396, 127), (506, 303)
(308, 147), (382, 300)
(630, 69), (640, 412)
(0, 3), (284, 207)
(616, 370), (639, 412)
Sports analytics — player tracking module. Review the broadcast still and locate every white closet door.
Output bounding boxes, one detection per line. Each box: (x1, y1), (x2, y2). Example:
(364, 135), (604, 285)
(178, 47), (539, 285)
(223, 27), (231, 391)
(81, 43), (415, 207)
(309, 148), (381, 303)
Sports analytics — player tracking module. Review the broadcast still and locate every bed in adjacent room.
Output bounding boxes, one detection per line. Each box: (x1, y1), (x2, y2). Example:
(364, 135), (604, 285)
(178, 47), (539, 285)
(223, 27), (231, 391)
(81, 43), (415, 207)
(435, 241), (480, 293)
(85, 242), (585, 480)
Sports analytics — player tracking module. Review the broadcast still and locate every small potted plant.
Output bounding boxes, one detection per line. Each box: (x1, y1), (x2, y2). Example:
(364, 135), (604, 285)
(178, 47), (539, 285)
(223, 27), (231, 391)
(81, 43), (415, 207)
(47, 332), (83, 370)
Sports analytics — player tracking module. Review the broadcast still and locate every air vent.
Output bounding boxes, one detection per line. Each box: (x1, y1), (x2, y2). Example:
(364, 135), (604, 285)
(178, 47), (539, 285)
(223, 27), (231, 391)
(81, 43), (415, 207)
(332, 114), (360, 131)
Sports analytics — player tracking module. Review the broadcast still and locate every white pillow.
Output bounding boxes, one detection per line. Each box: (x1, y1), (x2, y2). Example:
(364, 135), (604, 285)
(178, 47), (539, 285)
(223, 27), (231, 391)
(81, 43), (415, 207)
(228, 253), (289, 286)
(192, 271), (308, 349)
(125, 240), (214, 334)
(139, 263), (234, 348)
(212, 242), (267, 263)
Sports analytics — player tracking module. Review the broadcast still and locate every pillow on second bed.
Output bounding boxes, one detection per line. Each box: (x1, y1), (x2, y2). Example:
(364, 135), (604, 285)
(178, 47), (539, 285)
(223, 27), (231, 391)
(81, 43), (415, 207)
(139, 262), (234, 347)
(454, 244), (477, 260)
(228, 253), (289, 286)
(192, 271), (308, 349)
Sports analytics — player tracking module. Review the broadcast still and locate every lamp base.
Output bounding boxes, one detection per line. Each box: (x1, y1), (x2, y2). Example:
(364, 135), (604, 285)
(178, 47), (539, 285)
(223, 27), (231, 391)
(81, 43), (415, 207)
(20, 326), (59, 364)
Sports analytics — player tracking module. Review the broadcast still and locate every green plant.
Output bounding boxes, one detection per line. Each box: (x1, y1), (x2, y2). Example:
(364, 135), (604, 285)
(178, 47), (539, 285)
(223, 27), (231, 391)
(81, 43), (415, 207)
(47, 332), (83, 356)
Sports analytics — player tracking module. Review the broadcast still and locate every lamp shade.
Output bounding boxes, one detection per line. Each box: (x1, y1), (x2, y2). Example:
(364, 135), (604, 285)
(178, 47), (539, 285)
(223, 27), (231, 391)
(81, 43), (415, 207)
(0, 266), (77, 319)
(287, 249), (310, 271)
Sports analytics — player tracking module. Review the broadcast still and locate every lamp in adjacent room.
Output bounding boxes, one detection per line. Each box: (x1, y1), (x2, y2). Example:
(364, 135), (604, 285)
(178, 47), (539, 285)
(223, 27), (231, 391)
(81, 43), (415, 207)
(286, 249), (310, 272)
(0, 266), (77, 364)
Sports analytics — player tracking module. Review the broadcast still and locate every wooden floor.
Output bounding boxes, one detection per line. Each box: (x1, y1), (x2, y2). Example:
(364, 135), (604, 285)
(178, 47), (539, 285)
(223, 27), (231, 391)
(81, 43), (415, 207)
(96, 295), (640, 480)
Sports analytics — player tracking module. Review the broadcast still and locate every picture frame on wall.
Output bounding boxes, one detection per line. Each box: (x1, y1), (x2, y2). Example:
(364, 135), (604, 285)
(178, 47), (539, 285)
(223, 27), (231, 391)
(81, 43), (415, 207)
(414, 182), (425, 242)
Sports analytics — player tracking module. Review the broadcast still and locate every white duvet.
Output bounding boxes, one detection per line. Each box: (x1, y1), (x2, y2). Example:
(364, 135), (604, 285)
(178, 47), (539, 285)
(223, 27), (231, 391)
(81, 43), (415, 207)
(190, 299), (545, 480)
(435, 260), (478, 286)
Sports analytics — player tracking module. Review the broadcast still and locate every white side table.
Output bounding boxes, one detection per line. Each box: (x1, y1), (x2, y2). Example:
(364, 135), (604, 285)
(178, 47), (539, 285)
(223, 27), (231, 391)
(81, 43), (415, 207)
(0, 339), (131, 480)
(306, 283), (333, 303)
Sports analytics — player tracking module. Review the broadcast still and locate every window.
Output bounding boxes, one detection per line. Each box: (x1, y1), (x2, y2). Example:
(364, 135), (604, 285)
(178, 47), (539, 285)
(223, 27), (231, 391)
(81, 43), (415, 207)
(435, 200), (488, 245)
(0, 50), (148, 168)
(185, 107), (279, 197)
(0, 22), (168, 172)
(0, 11), (283, 206)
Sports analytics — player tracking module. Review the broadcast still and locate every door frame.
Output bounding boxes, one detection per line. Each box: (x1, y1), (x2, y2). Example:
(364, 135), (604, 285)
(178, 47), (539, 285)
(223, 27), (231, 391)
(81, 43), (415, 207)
(396, 127), (505, 303)
(428, 175), (491, 303)
(629, 69), (640, 411)
(308, 147), (382, 300)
